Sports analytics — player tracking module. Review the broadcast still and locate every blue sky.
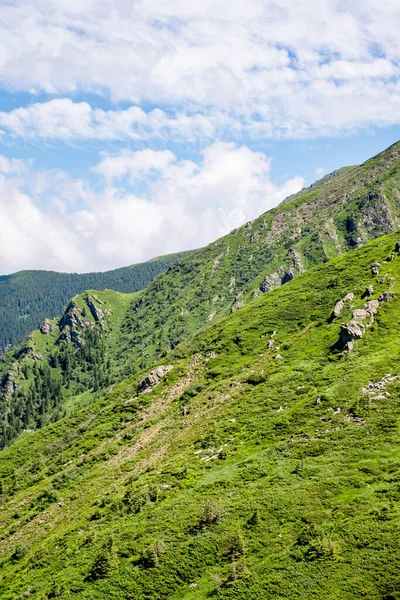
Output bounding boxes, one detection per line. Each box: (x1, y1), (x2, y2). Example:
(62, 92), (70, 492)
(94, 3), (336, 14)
(0, 0), (400, 274)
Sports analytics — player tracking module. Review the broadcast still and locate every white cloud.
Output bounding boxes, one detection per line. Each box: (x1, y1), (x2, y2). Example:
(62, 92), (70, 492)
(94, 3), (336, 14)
(0, 1), (399, 138)
(0, 145), (304, 273)
(0, 155), (28, 175)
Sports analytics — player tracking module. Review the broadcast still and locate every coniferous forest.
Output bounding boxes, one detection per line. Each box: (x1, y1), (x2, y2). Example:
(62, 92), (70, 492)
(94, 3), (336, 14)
(0, 252), (189, 352)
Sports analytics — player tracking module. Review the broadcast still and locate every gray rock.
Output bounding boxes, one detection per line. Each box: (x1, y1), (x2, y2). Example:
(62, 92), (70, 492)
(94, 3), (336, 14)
(364, 299), (380, 315)
(364, 285), (375, 297)
(339, 319), (365, 351)
(86, 296), (104, 324)
(332, 292), (354, 318)
(370, 262), (381, 276)
(40, 318), (54, 334)
(352, 309), (368, 319)
(137, 365), (173, 395)
(378, 292), (394, 302)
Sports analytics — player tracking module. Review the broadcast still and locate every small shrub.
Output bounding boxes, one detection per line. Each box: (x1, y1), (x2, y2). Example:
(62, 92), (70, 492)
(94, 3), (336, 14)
(246, 508), (260, 527)
(140, 538), (165, 568)
(246, 373), (266, 385)
(11, 544), (28, 562)
(85, 539), (114, 581)
(199, 499), (225, 528)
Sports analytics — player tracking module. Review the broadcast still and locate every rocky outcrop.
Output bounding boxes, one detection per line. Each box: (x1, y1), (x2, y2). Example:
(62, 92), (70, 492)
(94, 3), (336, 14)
(336, 292), (393, 352)
(86, 296), (104, 324)
(288, 248), (304, 273)
(359, 192), (397, 239)
(40, 318), (54, 335)
(58, 299), (93, 347)
(231, 296), (245, 312)
(338, 320), (365, 352)
(331, 292), (354, 319)
(362, 373), (400, 400)
(370, 262), (381, 276)
(363, 285), (375, 298)
(2, 362), (19, 397)
(57, 295), (109, 347)
(137, 365), (173, 395)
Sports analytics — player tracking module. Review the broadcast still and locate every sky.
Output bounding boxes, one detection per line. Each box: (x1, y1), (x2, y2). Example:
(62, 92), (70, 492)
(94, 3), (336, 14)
(1, 0), (400, 274)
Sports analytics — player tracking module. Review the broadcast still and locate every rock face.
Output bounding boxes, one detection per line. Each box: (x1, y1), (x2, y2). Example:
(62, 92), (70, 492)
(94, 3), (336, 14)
(332, 293), (354, 319)
(2, 362), (19, 397)
(40, 319), (54, 335)
(86, 296), (104, 324)
(58, 295), (109, 347)
(137, 365), (173, 395)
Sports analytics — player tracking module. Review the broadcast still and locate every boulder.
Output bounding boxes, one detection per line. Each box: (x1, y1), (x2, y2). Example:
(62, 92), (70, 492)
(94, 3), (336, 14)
(137, 365), (173, 395)
(352, 309), (368, 319)
(370, 262), (381, 276)
(339, 319), (365, 351)
(363, 284), (375, 297)
(40, 318), (54, 335)
(332, 292), (354, 319)
(364, 299), (380, 315)
(378, 292), (394, 303)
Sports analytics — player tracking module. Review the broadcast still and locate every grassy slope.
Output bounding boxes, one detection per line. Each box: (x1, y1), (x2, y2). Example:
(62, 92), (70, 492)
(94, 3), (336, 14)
(0, 233), (399, 598)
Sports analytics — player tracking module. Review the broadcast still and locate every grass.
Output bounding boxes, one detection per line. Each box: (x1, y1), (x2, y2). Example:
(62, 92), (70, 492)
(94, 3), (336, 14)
(0, 233), (399, 598)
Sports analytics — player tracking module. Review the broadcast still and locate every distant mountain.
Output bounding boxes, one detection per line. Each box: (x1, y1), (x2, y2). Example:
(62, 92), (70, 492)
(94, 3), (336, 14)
(0, 252), (190, 352)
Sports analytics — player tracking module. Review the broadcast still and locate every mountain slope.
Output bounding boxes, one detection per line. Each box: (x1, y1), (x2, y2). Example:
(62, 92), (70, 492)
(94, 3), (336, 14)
(0, 289), (137, 447)
(0, 232), (399, 598)
(1, 141), (400, 449)
(0, 251), (190, 352)
(116, 140), (400, 377)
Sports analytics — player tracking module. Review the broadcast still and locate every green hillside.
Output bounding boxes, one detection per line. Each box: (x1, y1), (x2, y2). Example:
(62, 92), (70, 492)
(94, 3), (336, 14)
(0, 232), (399, 599)
(0, 289), (137, 447)
(0, 251), (190, 352)
(2, 141), (400, 449)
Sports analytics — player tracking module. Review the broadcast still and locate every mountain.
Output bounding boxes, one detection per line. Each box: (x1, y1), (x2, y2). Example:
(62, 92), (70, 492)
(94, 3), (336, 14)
(0, 231), (399, 598)
(1, 141), (400, 449)
(0, 251), (190, 352)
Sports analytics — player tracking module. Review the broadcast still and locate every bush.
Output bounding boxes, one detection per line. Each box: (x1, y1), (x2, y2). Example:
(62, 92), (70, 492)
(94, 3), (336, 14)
(85, 539), (114, 581)
(140, 538), (165, 568)
(11, 544), (28, 562)
(199, 499), (225, 529)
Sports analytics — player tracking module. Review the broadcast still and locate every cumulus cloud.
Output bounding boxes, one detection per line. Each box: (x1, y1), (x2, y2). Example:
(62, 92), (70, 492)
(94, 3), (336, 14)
(0, 145), (304, 273)
(0, 1), (399, 138)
